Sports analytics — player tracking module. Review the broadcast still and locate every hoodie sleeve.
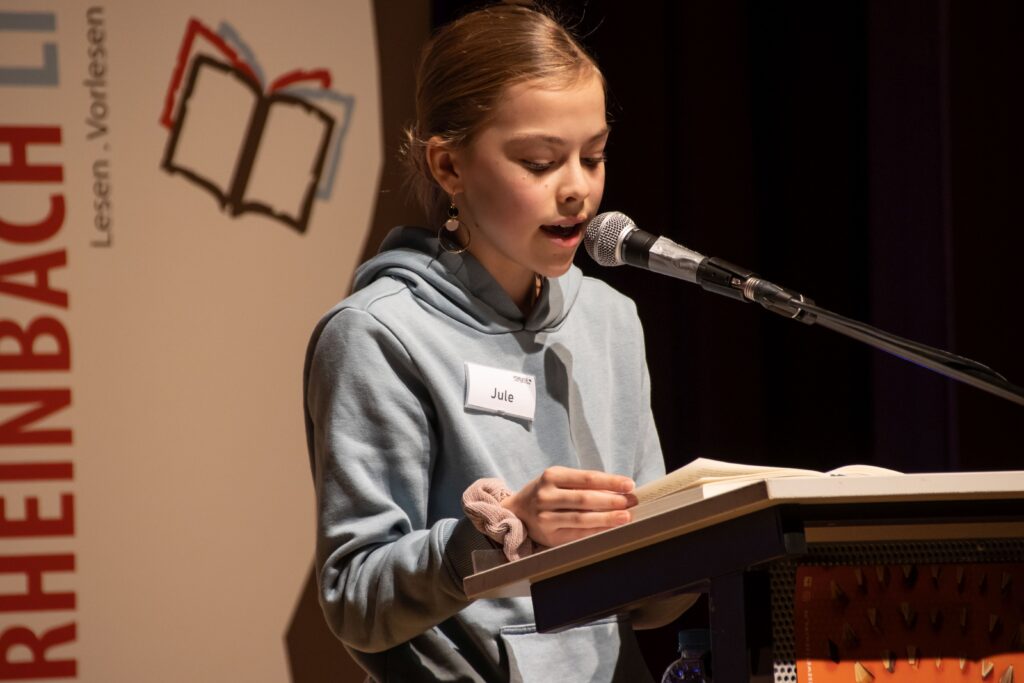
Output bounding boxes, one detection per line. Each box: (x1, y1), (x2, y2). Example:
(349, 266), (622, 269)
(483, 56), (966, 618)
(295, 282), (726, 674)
(305, 306), (492, 653)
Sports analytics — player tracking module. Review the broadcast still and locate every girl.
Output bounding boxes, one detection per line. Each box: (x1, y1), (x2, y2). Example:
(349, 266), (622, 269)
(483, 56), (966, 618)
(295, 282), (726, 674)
(304, 3), (671, 680)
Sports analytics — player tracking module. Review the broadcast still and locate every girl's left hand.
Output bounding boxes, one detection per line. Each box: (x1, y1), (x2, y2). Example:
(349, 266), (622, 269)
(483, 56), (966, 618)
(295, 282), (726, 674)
(500, 466), (637, 547)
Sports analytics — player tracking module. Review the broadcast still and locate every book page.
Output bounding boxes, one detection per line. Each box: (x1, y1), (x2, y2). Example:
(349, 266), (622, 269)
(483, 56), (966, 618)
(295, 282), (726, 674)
(630, 478), (762, 523)
(164, 58), (258, 197)
(827, 463), (902, 476)
(634, 458), (903, 505)
(634, 457), (823, 504)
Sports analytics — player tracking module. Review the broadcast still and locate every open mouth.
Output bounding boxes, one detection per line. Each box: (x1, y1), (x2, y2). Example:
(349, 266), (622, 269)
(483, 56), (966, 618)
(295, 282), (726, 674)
(540, 222), (583, 238)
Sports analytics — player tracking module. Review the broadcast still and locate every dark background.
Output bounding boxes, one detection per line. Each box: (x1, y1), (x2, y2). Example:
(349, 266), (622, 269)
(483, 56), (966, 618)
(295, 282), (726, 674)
(348, 0), (1023, 678)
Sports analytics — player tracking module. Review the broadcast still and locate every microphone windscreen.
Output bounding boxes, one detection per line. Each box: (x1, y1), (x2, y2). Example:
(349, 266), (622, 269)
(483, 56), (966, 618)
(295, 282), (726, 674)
(584, 211), (634, 267)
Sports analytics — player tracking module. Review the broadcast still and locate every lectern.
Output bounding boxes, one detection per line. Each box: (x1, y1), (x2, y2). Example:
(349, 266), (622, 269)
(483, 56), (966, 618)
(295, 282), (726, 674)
(464, 472), (1024, 682)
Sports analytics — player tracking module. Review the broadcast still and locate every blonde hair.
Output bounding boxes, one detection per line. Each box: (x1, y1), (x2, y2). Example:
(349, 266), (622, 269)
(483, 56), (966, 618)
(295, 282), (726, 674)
(400, 2), (604, 225)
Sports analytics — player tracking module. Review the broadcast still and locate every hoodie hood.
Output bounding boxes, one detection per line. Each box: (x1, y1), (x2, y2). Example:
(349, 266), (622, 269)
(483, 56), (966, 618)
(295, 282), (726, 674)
(352, 226), (582, 334)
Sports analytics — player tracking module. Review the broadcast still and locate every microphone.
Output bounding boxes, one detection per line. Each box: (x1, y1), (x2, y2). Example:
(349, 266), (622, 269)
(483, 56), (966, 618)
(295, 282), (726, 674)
(584, 211), (816, 323)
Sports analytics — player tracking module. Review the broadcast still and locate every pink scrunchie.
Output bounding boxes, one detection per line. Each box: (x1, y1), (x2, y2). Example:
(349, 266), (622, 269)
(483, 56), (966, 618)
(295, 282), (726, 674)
(462, 478), (540, 561)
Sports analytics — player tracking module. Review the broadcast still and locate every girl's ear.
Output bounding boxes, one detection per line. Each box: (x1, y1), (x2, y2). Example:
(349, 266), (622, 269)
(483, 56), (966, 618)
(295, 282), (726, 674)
(426, 136), (463, 196)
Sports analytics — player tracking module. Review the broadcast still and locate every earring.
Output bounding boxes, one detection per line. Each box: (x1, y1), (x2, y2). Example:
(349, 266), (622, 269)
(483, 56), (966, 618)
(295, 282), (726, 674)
(438, 202), (470, 254)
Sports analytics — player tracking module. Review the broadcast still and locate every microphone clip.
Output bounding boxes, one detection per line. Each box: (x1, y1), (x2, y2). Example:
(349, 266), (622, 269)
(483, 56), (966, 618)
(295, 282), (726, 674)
(696, 257), (753, 302)
(697, 257), (816, 323)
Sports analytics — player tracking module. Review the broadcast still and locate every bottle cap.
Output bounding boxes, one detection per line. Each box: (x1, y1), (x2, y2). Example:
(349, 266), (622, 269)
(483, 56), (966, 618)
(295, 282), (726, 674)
(677, 628), (710, 654)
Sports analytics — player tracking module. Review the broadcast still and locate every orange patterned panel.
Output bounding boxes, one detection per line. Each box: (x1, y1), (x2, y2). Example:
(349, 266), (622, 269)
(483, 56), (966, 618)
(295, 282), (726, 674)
(794, 563), (1023, 682)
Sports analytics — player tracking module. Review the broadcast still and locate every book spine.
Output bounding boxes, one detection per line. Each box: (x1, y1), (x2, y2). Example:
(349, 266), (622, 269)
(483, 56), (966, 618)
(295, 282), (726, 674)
(227, 96), (270, 213)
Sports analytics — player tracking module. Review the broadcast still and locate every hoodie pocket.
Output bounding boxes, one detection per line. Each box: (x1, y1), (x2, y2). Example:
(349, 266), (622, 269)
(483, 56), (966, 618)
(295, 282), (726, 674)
(498, 615), (652, 683)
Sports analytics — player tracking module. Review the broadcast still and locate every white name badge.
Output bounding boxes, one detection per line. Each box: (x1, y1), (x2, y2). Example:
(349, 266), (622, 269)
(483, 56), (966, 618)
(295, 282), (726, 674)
(464, 362), (536, 422)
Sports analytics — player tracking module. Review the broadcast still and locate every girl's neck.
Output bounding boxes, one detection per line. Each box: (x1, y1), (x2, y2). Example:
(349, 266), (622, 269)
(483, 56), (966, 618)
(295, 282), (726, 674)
(519, 274), (543, 316)
(503, 270), (542, 316)
(467, 246), (542, 315)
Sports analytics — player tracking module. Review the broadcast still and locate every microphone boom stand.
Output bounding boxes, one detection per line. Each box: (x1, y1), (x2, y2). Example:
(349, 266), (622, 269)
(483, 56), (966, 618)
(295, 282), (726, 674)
(698, 257), (1024, 408)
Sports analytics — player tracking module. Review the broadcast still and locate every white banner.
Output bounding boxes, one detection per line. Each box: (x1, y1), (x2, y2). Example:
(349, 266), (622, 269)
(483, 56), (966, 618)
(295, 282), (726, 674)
(1, 2), (379, 679)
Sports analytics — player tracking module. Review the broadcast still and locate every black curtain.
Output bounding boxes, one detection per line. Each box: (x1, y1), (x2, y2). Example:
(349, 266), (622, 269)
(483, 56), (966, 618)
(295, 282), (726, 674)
(431, 0), (1022, 474)
(428, 0), (1023, 675)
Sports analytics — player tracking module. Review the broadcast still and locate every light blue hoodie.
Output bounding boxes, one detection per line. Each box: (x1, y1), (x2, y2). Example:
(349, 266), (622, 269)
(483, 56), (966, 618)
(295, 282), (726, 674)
(303, 226), (663, 682)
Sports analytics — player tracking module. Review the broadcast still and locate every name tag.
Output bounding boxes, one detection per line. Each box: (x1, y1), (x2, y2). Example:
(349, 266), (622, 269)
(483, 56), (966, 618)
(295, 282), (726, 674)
(464, 362), (536, 422)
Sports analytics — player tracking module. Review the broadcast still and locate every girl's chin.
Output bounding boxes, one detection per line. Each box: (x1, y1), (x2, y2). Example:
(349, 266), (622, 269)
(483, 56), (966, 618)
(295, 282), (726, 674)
(536, 255), (578, 280)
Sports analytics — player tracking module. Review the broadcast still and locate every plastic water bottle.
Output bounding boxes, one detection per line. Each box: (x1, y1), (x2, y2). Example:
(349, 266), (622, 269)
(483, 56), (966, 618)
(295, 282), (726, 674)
(660, 629), (711, 683)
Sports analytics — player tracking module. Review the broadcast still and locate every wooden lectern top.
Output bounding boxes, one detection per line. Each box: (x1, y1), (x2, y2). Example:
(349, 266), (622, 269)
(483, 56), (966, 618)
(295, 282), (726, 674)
(464, 471), (1024, 600)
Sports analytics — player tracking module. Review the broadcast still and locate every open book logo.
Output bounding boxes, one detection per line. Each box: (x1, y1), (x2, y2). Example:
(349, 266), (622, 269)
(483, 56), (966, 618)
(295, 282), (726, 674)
(159, 18), (354, 233)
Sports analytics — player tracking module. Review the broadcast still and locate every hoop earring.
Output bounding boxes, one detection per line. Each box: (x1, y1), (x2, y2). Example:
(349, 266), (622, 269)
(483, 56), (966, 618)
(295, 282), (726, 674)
(438, 202), (471, 254)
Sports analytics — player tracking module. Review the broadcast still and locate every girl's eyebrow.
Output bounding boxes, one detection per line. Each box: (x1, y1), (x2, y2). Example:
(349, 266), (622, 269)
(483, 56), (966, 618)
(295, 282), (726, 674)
(506, 126), (611, 146)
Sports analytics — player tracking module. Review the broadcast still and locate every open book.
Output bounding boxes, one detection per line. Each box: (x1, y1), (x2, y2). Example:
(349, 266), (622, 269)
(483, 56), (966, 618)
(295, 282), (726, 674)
(630, 457), (901, 522)
(469, 458), (903, 575)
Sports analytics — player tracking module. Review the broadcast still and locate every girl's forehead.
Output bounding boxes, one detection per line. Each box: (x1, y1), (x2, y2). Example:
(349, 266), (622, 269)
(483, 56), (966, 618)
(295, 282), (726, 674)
(486, 74), (607, 139)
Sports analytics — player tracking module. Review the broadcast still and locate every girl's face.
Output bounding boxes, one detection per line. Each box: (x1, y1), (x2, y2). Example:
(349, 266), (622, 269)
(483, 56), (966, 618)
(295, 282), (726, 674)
(451, 73), (608, 306)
